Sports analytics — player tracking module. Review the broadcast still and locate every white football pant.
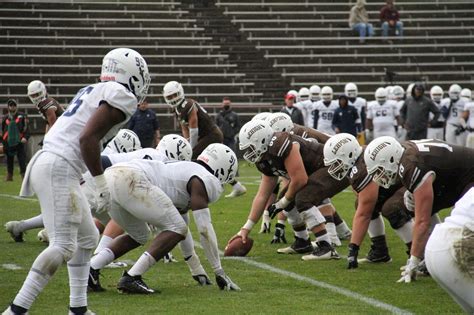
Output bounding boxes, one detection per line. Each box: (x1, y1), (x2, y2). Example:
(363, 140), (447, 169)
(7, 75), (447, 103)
(427, 127), (444, 141)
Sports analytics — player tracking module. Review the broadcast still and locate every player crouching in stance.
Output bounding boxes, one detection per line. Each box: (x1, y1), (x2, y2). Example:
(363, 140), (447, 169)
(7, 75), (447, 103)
(364, 136), (474, 283)
(88, 143), (240, 294)
(231, 119), (344, 260)
(323, 133), (414, 268)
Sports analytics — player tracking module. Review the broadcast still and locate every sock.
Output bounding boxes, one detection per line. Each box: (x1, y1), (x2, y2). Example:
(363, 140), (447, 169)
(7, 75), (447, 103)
(394, 220), (414, 243)
(128, 252), (157, 277)
(184, 253), (206, 276)
(18, 215), (44, 232)
(368, 216), (385, 237)
(67, 248), (92, 308)
(335, 220), (351, 236)
(90, 248), (114, 270)
(371, 235), (388, 250)
(324, 215), (337, 239)
(333, 211), (343, 225)
(294, 229), (309, 240)
(228, 179), (237, 186)
(314, 230), (330, 244)
(13, 246), (64, 309)
(94, 235), (113, 255)
(232, 181), (243, 190)
(277, 219), (286, 225)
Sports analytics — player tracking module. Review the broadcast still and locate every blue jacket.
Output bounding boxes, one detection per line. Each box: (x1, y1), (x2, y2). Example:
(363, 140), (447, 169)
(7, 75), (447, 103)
(332, 105), (360, 136)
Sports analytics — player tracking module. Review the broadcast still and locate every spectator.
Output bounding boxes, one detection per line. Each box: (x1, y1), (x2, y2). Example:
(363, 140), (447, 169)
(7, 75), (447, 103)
(128, 99), (160, 148)
(332, 94), (360, 137)
(216, 97), (240, 152)
(1, 99), (29, 181)
(281, 93), (304, 125)
(349, 0), (374, 43)
(380, 0), (403, 38)
(400, 82), (440, 140)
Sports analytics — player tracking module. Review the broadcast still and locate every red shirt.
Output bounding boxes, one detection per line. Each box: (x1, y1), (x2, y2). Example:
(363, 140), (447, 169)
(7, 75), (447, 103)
(380, 5), (400, 22)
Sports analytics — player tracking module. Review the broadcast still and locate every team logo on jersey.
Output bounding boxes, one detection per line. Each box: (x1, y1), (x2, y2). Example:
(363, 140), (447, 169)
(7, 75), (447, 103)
(369, 141), (391, 161)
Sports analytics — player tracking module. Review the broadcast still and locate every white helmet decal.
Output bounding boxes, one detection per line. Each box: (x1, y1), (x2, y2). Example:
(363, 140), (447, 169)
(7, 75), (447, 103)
(157, 134), (192, 161)
(107, 129), (142, 153)
(197, 143), (238, 184)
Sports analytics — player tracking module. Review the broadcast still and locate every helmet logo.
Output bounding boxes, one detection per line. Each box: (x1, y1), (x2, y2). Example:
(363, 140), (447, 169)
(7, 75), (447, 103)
(369, 141), (391, 161)
(331, 137), (351, 154)
(247, 124), (265, 139)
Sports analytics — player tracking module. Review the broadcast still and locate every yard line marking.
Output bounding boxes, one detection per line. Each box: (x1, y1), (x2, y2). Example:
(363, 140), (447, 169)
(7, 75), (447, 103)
(2, 263), (22, 270)
(0, 193), (38, 202)
(196, 244), (411, 314)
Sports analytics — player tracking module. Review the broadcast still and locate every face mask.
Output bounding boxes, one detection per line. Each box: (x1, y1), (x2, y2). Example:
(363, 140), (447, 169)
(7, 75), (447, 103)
(223, 105), (230, 111)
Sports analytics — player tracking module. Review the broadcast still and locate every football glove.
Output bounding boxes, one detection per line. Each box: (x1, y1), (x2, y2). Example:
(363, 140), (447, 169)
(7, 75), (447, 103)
(267, 197), (291, 219)
(192, 274), (212, 286)
(397, 255), (421, 283)
(454, 125), (466, 136)
(94, 174), (111, 214)
(259, 210), (271, 234)
(215, 270), (241, 291)
(347, 243), (359, 269)
(403, 190), (415, 212)
(271, 223), (287, 244)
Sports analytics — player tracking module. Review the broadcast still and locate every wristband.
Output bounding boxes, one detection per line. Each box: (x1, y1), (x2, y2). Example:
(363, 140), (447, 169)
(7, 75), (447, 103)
(242, 219), (255, 231)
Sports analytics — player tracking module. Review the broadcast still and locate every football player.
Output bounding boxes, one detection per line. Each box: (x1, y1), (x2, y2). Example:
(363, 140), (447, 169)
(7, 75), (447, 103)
(323, 134), (414, 268)
(87, 144), (240, 294)
(162, 81), (246, 198)
(364, 136), (474, 283)
(3, 48), (150, 315)
(390, 85), (406, 141)
(428, 86), (446, 140)
(231, 120), (348, 260)
(462, 98), (474, 148)
(366, 87), (401, 140)
(294, 87), (313, 127)
(345, 82), (367, 132)
(442, 84), (466, 146)
(27, 80), (65, 134)
(311, 86), (339, 135)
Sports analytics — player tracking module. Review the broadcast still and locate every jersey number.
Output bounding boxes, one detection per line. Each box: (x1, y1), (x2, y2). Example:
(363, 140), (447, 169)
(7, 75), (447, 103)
(63, 86), (94, 117)
(412, 139), (453, 152)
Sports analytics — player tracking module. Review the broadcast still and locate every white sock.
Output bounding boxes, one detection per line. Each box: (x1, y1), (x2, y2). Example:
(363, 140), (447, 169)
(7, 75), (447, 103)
(316, 232), (330, 244)
(232, 181), (244, 191)
(184, 253), (206, 276)
(67, 248), (92, 308)
(368, 216), (385, 238)
(394, 220), (414, 243)
(19, 214), (44, 232)
(335, 221), (351, 235)
(94, 235), (113, 255)
(90, 248), (114, 270)
(277, 219), (286, 225)
(326, 222), (337, 239)
(294, 229), (309, 240)
(13, 246), (64, 309)
(128, 252), (156, 277)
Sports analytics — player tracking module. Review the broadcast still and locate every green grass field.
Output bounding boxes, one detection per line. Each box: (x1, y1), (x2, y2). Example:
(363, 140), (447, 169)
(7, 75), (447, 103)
(0, 163), (462, 314)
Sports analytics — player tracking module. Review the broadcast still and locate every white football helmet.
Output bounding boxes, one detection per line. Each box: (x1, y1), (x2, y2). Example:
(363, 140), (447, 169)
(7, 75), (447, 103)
(298, 87), (310, 102)
(287, 89), (298, 98)
(27, 80), (47, 105)
(321, 86), (333, 102)
(430, 85), (444, 103)
(163, 81), (185, 107)
(100, 48), (150, 103)
(461, 88), (472, 101)
(197, 143), (238, 184)
(392, 85), (405, 100)
(364, 136), (404, 189)
(106, 129), (142, 153)
(385, 86), (394, 100)
(309, 85), (321, 101)
(239, 120), (274, 163)
(344, 82), (358, 98)
(406, 83), (415, 97)
(266, 112), (294, 132)
(156, 134), (192, 161)
(323, 133), (362, 181)
(375, 87), (388, 104)
(252, 112), (272, 121)
(449, 84), (462, 101)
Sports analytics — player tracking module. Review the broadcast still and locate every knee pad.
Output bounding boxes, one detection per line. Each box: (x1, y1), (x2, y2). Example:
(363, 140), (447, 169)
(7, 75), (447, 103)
(284, 207), (304, 227)
(384, 209), (411, 230)
(301, 206), (326, 230)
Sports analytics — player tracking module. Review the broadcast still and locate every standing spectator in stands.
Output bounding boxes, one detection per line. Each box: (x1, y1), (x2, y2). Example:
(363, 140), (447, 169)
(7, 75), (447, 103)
(332, 94), (360, 137)
(1, 99), (29, 181)
(380, 0), (403, 38)
(216, 97), (240, 152)
(400, 82), (440, 140)
(128, 99), (160, 148)
(349, 0), (374, 43)
(281, 93), (304, 125)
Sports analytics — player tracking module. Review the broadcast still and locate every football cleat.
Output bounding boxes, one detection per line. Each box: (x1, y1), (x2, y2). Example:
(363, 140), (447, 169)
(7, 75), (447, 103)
(5, 221), (24, 242)
(88, 267), (105, 292)
(337, 229), (352, 240)
(117, 271), (156, 294)
(225, 185), (247, 198)
(192, 274), (212, 286)
(104, 261), (128, 269)
(37, 229), (49, 243)
(2, 306), (29, 315)
(301, 241), (341, 261)
(358, 246), (392, 263)
(277, 237), (313, 254)
(68, 309), (96, 315)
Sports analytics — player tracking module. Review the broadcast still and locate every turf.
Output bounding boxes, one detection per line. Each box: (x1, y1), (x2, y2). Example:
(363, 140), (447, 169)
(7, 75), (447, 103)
(0, 163), (463, 314)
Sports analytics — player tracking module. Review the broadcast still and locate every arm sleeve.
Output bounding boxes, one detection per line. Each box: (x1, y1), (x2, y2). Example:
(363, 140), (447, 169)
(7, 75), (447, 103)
(189, 127), (199, 148)
(192, 208), (222, 272)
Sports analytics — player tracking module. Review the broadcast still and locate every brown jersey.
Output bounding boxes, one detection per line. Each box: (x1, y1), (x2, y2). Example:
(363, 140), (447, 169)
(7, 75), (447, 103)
(174, 98), (218, 138)
(292, 124), (331, 144)
(256, 132), (325, 177)
(37, 97), (64, 122)
(398, 140), (474, 210)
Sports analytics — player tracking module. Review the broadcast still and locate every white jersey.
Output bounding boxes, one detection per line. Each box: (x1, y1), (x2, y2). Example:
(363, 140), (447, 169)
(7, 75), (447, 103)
(43, 81), (137, 173)
(101, 147), (116, 155)
(311, 100), (339, 135)
(430, 100), (445, 124)
(106, 148), (165, 164)
(367, 100), (399, 136)
(442, 97), (466, 126)
(464, 101), (474, 129)
(444, 187), (474, 228)
(348, 97), (366, 125)
(112, 160), (223, 211)
(294, 99), (314, 127)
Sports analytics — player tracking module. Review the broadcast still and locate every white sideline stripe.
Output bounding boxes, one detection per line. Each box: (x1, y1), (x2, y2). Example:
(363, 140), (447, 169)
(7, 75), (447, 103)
(0, 193), (38, 202)
(196, 243), (411, 314)
(2, 263), (22, 270)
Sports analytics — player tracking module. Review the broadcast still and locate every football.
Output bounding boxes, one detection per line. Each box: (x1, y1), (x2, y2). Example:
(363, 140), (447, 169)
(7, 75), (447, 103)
(224, 236), (254, 257)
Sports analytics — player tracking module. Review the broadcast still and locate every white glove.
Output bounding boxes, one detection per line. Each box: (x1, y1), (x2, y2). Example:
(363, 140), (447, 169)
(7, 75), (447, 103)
(365, 129), (373, 142)
(259, 210), (271, 233)
(94, 174), (111, 214)
(397, 255), (421, 283)
(403, 190), (415, 212)
(215, 269), (241, 291)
